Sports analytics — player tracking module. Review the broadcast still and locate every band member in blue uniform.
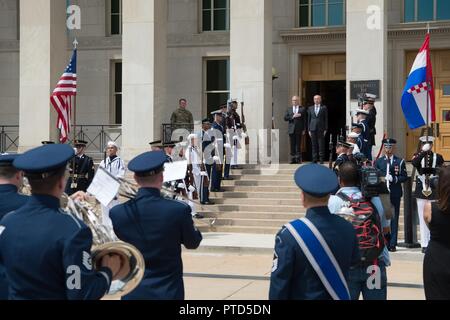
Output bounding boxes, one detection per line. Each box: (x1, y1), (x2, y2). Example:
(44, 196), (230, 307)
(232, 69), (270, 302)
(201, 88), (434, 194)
(65, 140), (95, 196)
(110, 151), (202, 300)
(375, 138), (408, 252)
(0, 154), (28, 220)
(269, 164), (360, 300)
(0, 154), (29, 299)
(0, 144), (120, 300)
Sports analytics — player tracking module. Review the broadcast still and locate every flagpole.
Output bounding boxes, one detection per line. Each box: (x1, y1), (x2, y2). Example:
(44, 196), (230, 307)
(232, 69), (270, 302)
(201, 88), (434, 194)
(426, 24), (430, 142)
(72, 38), (78, 144)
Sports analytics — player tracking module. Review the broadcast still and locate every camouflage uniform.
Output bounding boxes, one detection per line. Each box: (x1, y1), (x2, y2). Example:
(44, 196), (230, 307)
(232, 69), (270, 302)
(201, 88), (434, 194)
(171, 108), (194, 131)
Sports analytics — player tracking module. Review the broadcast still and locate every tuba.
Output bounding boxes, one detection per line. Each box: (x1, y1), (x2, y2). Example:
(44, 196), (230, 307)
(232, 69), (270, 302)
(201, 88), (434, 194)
(63, 195), (145, 300)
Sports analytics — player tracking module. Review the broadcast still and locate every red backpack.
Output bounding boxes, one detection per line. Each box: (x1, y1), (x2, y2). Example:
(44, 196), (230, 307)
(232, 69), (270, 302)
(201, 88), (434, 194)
(336, 192), (385, 265)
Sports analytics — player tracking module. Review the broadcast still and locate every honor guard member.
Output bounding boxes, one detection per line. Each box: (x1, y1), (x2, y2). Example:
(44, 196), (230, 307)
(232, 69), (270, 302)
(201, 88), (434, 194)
(363, 94), (378, 159)
(41, 141), (55, 145)
(0, 154), (29, 299)
(412, 136), (445, 253)
(228, 100), (243, 169)
(0, 144), (120, 300)
(375, 139), (408, 252)
(149, 140), (163, 151)
(221, 104), (233, 180)
(99, 141), (126, 229)
(347, 132), (361, 154)
(333, 141), (351, 173)
(269, 164), (360, 300)
(210, 110), (225, 192)
(352, 122), (370, 160)
(355, 109), (371, 159)
(201, 118), (214, 205)
(110, 151), (202, 300)
(65, 140), (95, 196)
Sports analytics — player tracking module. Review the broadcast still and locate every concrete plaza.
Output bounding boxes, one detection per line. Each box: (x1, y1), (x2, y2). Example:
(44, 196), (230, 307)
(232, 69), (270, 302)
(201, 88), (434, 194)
(182, 233), (425, 300)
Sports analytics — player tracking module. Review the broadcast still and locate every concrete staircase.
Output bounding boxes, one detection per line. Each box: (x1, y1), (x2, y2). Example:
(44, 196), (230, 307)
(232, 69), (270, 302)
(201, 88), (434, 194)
(196, 164), (419, 241)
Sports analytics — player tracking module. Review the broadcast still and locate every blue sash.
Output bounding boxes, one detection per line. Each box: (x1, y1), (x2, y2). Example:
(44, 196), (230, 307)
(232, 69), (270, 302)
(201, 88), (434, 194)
(285, 218), (350, 300)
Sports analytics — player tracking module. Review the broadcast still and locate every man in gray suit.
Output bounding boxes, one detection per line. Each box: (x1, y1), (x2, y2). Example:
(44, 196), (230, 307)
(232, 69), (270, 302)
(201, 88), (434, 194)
(308, 95), (328, 164)
(284, 96), (307, 164)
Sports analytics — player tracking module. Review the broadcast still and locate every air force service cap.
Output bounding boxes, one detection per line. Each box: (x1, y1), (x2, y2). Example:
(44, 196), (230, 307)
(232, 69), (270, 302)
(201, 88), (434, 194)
(128, 151), (167, 177)
(382, 138), (397, 147)
(13, 144), (75, 178)
(0, 154), (20, 167)
(294, 164), (339, 198)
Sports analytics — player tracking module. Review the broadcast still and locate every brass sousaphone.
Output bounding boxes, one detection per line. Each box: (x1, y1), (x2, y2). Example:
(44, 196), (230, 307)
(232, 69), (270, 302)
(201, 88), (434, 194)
(64, 196), (145, 299)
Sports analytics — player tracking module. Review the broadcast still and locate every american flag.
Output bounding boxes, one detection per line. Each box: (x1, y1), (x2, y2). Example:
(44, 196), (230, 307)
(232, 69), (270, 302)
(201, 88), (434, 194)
(50, 49), (77, 143)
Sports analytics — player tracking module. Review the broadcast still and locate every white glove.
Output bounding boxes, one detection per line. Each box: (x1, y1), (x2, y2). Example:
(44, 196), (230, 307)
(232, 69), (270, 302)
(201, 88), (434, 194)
(386, 174), (393, 183)
(200, 171), (208, 177)
(177, 183), (186, 189)
(213, 156), (220, 162)
(188, 185), (196, 193)
(224, 143), (231, 149)
(422, 143), (432, 152)
(241, 133), (247, 139)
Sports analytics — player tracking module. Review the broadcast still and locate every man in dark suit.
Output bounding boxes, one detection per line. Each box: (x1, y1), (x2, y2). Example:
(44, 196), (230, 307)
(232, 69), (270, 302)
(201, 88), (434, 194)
(284, 96), (307, 164)
(308, 95), (328, 164)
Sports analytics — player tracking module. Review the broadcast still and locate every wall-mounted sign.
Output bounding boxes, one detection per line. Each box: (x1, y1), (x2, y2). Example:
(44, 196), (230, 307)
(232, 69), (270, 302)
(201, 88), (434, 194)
(350, 80), (380, 100)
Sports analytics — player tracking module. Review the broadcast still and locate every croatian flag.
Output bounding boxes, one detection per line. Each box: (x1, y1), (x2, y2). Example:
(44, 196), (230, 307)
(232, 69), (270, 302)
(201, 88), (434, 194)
(401, 33), (435, 129)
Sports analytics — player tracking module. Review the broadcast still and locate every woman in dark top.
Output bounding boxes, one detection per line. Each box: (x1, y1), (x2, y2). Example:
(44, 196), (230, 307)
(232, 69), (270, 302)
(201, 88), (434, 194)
(423, 166), (450, 300)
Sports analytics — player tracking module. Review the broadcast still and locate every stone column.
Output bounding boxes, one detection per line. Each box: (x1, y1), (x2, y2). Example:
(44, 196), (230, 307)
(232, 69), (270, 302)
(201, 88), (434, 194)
(347, 0), (388, 153)
(19, 0), (67, 151)
(230, 0), (273, 163)
(121, 0), (167, 161)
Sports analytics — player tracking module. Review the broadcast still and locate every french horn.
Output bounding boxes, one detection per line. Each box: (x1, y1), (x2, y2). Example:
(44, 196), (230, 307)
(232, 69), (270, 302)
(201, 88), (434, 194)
(63, 195), (145, 300)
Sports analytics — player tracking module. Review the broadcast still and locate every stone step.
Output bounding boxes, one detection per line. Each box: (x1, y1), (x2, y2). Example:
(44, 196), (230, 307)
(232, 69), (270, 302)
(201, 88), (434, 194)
(197, 204), (301, 213)
(219, 186), (299, 193)
(201, 211), (302, 220)
(237, 169), (297, 175)
(239, 164), (304, 169)
(198, 225), (280, 235)
(211, 198), (300, 206)
(212, 218), (289, 228)
(221, 180), (296, 187)
(211, 192), (299, 199)
(231, 175), (294, 181)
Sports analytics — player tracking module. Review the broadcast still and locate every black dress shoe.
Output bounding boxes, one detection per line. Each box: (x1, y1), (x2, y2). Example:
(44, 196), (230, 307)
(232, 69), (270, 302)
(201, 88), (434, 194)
(193, 213), (204, 219)
(201, 201), (215, 205)
(290, 160), (297, 164)
(211, 189), (225, 192)
(223, 177), (234, 181)
(388, 246), (397, 252)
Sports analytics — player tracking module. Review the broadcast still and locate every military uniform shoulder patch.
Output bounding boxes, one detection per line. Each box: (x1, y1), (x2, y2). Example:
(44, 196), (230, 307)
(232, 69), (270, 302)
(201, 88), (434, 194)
(82, 251), (93, 270)
(272, 251), (279, 272)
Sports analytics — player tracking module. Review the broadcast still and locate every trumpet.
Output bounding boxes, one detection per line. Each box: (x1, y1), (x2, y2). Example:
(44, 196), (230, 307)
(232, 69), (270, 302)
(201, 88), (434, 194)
(63, 194), (145, 300)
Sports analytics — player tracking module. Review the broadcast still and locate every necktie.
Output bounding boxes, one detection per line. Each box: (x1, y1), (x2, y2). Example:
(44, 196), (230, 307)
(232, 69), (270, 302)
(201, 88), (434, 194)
(315, 105), (320, 116)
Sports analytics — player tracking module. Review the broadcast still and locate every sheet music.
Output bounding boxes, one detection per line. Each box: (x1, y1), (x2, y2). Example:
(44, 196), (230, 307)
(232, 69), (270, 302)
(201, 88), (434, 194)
(87, 167), (121, 207)
(164, 160), (188, 183)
